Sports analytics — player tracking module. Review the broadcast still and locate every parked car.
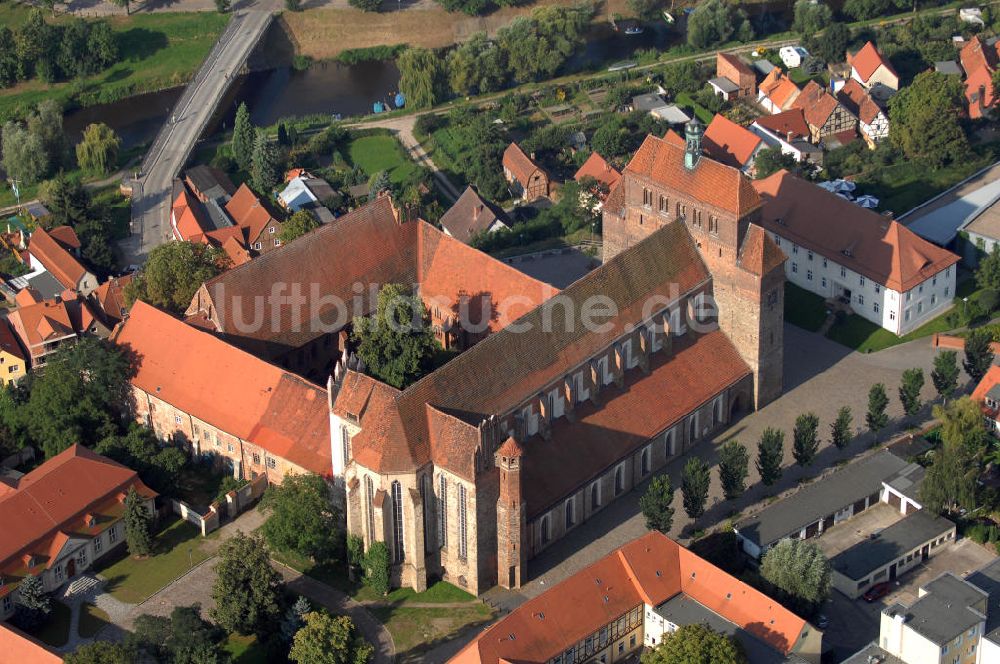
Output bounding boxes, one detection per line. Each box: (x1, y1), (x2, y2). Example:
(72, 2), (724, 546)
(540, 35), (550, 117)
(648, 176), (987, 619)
(863, 583), (892, 603)
(815, 614), (830, 629)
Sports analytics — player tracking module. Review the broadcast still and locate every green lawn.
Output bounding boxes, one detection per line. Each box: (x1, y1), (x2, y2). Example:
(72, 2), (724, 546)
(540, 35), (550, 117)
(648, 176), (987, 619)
(0, 10), (229, 121)
(825, 303), (958, 353)
(869, 148), (1000, 215)
(173, 463), (231, 511)
(674, 92), (714, 124)
(354, 579), (476, 604)
(347, 134), (420, 185)
(370, 605), (493, 658)
(783, 282), (828, 332)
(78, 603), (112, 638)
(25, 600), (71, 648)
(270, 549), (355, 594)
(95, 516), (212, 604)
(224, 634), (269, 664)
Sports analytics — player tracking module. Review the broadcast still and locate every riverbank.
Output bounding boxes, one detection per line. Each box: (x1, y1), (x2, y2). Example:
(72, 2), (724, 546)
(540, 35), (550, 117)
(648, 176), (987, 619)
(0, 7), (229, 121)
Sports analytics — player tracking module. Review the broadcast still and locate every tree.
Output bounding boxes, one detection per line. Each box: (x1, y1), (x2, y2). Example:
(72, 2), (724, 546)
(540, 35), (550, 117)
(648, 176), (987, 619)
(75, 123), (120, 176)
(753, 147), (798, 179)
(0, 27), (18, 88)
(889, 71), (968, 167)
(12, 573), (50, 629)
(681, 457), (711, 519)
(446, 32), (507, 96)
(211, 532), (283, 635)
(830, 406), (853, 450)
(64, 643), (135, 664)
(250, 132), (280, 195)
(128, 604), (226, 662)
(964, 328), (995, 384)
(627, 0), (660, 20)
(279, 210), (320, 244)
(792, 0), (831, 36)
(686, 0), (753, 49)
(760, 539), (831, 612)
(640, 623), (747, 664)
(2, 121), (48, 186)
(289, 611), (375, 664)
(398, 48), (447, 110)
(368, 170), (392, 201)
(352, 283), (440, 389)
(125, 241), (226, 313)
(590, 116), (631, 160)
(281, 596), (311, 644)
(96, 424), (187, 495)
(639, 474), (675, 533)
(920, 397), (986, 512)
(231, 102), (255, 171)
(362, 541), (391, 596)
(756, 428), (784, 486)
(124, 485), (152, 557)
(842, 0), (891, 20)
(792, 412), (820, 466)
(899, 368), (925, 420)
(214, 0), (231, 12)
(28, 99), (67, 170)
(810, 21), (851, 64)
(932, 350), (960, 403)
(718, 440), (749, 500)
(286, 0), (302, 10)
(14, 10), (53, 81)
(349, 0), (382, 10)
(866, 383), (890, 441)
(41, 170), (90, 226)
(261, 473), (340, 561)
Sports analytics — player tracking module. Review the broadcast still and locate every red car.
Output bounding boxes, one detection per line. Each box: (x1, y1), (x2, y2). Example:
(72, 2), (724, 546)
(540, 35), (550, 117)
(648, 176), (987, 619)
(862, 583), (892, 603)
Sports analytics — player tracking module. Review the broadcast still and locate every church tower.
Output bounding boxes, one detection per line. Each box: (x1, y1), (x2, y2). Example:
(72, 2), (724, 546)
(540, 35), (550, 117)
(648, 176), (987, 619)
(495, 437), (526, 590)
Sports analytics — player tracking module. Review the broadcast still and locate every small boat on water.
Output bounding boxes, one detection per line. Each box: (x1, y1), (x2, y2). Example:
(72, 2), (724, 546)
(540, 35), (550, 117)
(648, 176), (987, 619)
(373, 101), (387, 113)
(608, 61), (637, 72)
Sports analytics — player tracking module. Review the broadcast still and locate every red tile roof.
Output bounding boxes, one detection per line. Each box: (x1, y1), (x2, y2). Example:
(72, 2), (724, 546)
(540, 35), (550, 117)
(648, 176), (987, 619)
(759, 69), (801, 109)
(226, 183), (278, 243)
(739, 224), (788, 277)
(438, 186), (510, 240)
(451, 532), (809, 664)
(171, 186), (209, 240)
(0, 445), (156, 577)
(502, 142), (543, 187)
(717, 52), (755, 79)
(753, 108), (810, 141)
(574, 152), (622, 192)
(47, 226), (80, 251)
(849, 41), (898, 84)
(972, 365), (1000, 412)
(91, 274), (133, 326)
(8, 298), (77, 359)
(624, 134), (761, 217)
(753, 170), (959, 291)
(836, 79), (884, 124)
(703, 114), (763, 169)
(793, 80), (846, 129)
(112, 301), (331, 475)
(0, 623), (63, 663)
(27, 227), (90, 291)
(965, 59), (997, 119)
(0, 318), (25, 362)
(960, 36), (999, 77)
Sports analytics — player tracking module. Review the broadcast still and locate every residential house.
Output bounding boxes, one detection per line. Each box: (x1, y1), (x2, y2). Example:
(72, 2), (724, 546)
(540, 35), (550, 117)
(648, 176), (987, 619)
(226, 184), (285, 255)
(8, 294), (82, 367)
(184, 165), (236, 203)
(0, 623), (62, 663)
(277, 171), (338, 220)
(960, 194), (1000, 263)
(574, 151), (622, 210)
(113, 300), (333, 484)
(502, 142), (550, 201)
(734, 450), (926, 560)
(449, 531), (822, 664)
(170, 183), (251, 267)
(848, 41), (900, 97)
(844, 556), (1000, 664)
(88, 274), (134, 328)
(702, 114), (765, 174)
(711, 52), (757, 100)
(753, 170), (959, 335)
(792, 80), (858, 144)
(750, 109), (823, 164)
(0, 320), (27, 386)
(959, 35), (999, 119)
(836, 78), (890, 147)
(24, 227), (97, 296)
(438, 186), (510, 243)
(972, 365), (1000, 435)
(0, 445), (156, 620)
(632, 92), (692, 123)
(757, 69), (802, 114)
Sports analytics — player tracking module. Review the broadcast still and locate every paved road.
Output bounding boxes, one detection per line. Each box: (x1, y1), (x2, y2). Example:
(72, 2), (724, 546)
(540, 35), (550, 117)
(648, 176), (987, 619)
(122, 9), (272, 266)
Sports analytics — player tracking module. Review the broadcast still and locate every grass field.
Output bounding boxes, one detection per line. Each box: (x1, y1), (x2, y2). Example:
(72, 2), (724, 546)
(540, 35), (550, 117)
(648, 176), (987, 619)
(784, 282), (828, 332)
(95, 516), (213, 604)
(25, 601), (72, 648)
(869, 150), (1000, 215)
(347, 134), (420, 185)
(353, 579), (476, 604)
(78, 603), (112, 639)
(224, 634), (269, 664)
(674, 92), (714, 124)
(370, 605), (494, 659)
(0, 7), (229, 121)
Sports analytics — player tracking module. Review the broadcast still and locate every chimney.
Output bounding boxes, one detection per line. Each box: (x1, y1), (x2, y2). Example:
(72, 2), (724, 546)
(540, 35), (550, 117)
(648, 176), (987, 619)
(787, 131), (794, 142)
(684, 118), (704, 170)
(474, 204), (483, 222)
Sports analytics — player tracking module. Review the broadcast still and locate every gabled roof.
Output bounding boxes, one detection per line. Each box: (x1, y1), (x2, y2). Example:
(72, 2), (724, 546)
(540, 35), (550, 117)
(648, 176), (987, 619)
(702, 114), (763, 169)
(0, 318), (25, 362)
(48, 226), (80, 251)
(959, 35), (999, 78)
(225, 183), (278, 243)
(27, 227), (90, 291)
(438, 186), (510, 240)
(451, 532), (809, 664)
(836, 79), (885, 125)
(849, 41), (898, 83)
(502, 142), (543, 186)
(185, 164), (236, 200)
(625, 134), (761, 217)
(172, 185), (210, 240)
(0, 623), (63, 663)
(91, 274), (134, 326)
(753, 171), (959, 291)
(717, 51), (755, 79)
(112, 301), (332, 475)
(973, 365), (1000, 407)
(793, 80), (848, 129)
(0, 444), (155, 568)
(8, 298), (77, 354)
(753, 108), (810, 141)
(759, 69), (801, 109)
(573, 152), (621, 191)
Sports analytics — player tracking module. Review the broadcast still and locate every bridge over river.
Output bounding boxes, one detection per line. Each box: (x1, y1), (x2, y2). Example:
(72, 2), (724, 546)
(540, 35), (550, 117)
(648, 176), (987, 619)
(122, 9), (272, 264)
